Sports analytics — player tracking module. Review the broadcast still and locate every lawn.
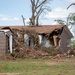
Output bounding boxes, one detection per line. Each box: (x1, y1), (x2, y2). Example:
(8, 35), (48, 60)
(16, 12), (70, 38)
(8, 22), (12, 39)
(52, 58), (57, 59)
(0, 57), (75, 75)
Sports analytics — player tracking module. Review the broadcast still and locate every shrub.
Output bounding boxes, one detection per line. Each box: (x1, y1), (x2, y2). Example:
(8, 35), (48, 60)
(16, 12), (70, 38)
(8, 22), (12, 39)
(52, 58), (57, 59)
(71, 40), (75, 48)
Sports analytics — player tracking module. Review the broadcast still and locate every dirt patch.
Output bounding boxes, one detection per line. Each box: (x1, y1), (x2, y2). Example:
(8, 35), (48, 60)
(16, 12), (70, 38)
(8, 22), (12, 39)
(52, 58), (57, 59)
(45, 60), (63, 66)
(0, 73), (20, 75)
(45, 61), (58, 66)
(45, 59), (65, 66)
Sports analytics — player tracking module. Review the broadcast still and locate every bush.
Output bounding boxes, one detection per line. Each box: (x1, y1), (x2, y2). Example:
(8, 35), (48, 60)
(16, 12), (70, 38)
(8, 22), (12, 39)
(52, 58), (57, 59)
(71, 40), (75, 48)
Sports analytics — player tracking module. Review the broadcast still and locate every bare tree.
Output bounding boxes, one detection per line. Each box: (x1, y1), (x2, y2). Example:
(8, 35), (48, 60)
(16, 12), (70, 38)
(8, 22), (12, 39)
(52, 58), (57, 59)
(67, 3), (75, 9)
(30, 0), (51, 26)
(21, 15), (26, 26)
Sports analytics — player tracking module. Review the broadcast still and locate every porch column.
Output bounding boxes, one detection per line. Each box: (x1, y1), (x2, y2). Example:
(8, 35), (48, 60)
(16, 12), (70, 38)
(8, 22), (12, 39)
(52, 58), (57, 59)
(9, 34), (12, 53)
(38, 35), (42, 44)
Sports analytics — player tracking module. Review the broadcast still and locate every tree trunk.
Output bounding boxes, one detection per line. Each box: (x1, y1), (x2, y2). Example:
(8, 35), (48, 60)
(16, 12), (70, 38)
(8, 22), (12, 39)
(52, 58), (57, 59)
(36, 16), (39, 26)
(30, 0), (51, 26)
(31, 0), (35, 26)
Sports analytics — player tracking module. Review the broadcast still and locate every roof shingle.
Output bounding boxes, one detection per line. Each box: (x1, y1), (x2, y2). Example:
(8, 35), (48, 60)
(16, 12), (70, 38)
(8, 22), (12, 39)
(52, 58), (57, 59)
(0, 25), (64, 34)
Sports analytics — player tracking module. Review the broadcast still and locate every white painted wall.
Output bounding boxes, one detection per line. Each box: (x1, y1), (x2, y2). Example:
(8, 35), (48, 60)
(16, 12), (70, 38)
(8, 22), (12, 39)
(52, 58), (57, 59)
(42, 36), (52, 47)
(24, 34), (52, 47)
(38, 35), (52, 47)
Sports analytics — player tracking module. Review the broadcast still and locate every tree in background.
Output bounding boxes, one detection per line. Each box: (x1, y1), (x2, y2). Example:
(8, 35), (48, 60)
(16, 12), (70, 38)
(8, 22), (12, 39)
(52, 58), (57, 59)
(54, 19), (66, 25)
(67, 3), (75, 29)
(30, 0), (51, 26)
(67, 13), (75, 29)
(54, 14), (75, 29)
(55, 3), (75, 29)
(71, 40), (75, 48)
(67, 3), (75, 48)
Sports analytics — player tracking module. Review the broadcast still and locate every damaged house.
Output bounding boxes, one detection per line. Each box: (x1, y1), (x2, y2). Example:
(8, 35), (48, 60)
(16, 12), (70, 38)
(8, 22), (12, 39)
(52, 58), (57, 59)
(0, 25), (73, 56)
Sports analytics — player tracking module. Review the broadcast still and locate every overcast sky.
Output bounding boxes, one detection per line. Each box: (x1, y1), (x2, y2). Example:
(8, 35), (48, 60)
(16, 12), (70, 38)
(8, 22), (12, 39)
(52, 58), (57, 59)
(0, 0), (75, 26)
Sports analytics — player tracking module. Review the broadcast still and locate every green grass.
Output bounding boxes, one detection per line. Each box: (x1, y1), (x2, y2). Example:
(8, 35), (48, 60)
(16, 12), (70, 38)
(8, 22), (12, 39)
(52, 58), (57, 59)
(0, 57), (75, 75)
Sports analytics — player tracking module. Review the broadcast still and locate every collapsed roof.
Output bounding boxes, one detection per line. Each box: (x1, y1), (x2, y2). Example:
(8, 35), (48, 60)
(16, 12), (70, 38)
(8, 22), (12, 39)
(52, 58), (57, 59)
(0, 25), (73, 37)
